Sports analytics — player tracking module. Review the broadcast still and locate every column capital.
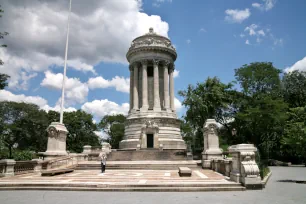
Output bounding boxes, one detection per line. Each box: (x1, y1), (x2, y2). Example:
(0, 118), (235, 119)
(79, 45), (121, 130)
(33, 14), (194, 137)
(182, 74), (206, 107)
(152, 59), (161, 65)
(129, 65), (134, 71)
(169, 63), (175, 72)
(162, 60), (171, 67)
(140, 59), (149, 66)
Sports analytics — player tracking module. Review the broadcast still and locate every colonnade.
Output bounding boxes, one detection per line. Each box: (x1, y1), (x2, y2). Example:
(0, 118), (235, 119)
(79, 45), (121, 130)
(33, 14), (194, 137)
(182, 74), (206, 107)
(129, 59), (175, 112)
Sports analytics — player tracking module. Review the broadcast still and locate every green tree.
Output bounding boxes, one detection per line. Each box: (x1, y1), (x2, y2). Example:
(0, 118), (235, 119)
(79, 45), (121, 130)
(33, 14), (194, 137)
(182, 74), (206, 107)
(282, 70), (306, 108)
(0, 102), (48, 158)
(47, 110), (101, 153)
(281, 107), (306, 164)
(233, 62), (287, 158)
(99, 114), (126, 149)
(0, 5), (10, 89)
(179, 77), (235, 151)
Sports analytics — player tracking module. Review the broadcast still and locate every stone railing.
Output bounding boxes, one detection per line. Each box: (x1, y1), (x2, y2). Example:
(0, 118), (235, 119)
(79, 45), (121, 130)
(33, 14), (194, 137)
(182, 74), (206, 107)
(42, 156), (78, 170)
(0, 159), (42, 177)
(14, 161), (36, 175)
(211, 159), (232, 177)
(0, 153), (88, 177)
(204, 144), (262, 189)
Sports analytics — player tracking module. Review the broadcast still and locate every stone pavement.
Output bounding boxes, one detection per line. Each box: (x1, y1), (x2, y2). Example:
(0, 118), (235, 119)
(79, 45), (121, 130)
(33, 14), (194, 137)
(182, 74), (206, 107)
(0, 168), (243, 191)
(0, 167), (305, 204)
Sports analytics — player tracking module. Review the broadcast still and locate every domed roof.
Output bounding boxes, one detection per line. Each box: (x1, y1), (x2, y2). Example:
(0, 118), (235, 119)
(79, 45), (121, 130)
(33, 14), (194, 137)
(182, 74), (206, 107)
(126, 28), (177, 61)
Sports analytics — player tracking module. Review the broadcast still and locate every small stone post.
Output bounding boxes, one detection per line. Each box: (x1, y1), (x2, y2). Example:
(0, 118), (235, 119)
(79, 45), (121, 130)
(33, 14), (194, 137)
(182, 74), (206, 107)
(202, 119), (223, 168)
(228, 144), (262, 189)
(31, 159), (43, 174)
(0, 159), (16, 177)
(82, 145), (92, 154)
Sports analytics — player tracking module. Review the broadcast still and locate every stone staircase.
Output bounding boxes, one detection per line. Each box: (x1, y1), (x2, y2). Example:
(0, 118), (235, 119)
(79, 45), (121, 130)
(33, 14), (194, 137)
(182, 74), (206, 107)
(106, 149), (187, 161)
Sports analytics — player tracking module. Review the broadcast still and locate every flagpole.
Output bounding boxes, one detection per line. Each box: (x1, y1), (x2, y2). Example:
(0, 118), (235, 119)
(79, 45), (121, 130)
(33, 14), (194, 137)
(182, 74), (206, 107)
(60, 0), (72, 124)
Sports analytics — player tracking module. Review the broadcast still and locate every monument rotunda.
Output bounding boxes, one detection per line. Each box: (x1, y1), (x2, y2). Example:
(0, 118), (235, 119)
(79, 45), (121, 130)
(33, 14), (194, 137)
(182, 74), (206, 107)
(119, 28), (186, 150)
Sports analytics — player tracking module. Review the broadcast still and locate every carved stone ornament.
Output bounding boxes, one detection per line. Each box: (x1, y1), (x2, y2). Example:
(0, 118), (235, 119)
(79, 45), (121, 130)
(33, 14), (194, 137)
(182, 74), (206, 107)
(129, 28), (176, 52)
(203, 123), (218, 136)
(125, 118), (181, 128)
(48, 127), (58, 138)
(141, 120), (159, 133)
(152, 59), (160, 65)
(140, 59), (148, 66)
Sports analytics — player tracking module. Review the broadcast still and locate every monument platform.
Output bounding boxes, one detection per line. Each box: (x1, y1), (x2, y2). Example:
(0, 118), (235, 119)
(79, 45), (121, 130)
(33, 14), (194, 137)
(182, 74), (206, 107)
(0, 168), (245, 192)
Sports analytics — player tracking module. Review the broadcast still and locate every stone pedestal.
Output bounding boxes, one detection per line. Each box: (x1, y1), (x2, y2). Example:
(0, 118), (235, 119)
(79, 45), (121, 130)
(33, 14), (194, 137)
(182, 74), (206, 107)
(0, 159), (16, 177)
(202, 119), (223, 168)
(40, 122), (68, 160)
(228, 144), (262, 189)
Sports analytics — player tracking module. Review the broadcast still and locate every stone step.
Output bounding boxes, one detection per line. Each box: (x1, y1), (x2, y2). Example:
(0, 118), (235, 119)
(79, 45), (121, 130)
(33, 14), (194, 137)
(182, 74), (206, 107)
(106, 150), (187, 161)
(0, 183), (245, 192)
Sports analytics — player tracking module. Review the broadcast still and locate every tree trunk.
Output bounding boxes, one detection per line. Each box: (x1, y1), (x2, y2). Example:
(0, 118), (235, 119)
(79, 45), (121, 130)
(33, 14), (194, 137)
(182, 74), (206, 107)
(9, 146), (12, 159)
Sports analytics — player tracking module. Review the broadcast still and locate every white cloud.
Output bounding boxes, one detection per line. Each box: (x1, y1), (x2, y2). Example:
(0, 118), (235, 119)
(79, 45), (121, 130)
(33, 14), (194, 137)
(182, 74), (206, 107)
(88, 76), (130, 93)
(0, 90), (48, 107)
(174, 97), (182, 111)
(199, 28), (207, 32)
(0, 0), (169, 89)
(81, 99), (129, 119)
(173, 70), (179, 78)
(252, 0), (277, 11)
(252, 3), (262, 9)
(284, 57), (306, 73)
(244, 24), (259, 36)
(186, 39), (191, 44)
(245, 39), (251, 45)
(42, 104), (77, 113)
(225, 8), (251, 23)
(0, 90), (76, 113)
(41, 71), (88, 104)
(240, 34), (245, 38)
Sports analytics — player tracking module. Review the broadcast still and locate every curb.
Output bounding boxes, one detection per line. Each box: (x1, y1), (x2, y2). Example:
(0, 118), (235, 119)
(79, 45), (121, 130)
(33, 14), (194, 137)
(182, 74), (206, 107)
(261, 170), (272, 188)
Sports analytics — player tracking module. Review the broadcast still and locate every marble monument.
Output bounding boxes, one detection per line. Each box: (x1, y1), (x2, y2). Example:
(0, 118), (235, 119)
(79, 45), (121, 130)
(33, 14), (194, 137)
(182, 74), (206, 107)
(119, 28), (186, 150)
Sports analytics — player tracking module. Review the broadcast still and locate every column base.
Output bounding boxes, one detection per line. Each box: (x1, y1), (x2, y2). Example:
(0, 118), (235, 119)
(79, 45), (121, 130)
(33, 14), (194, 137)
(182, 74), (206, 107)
(140, 106), (149, 112)
(153, 107), (161, 111)
(131, 109), (139, 113)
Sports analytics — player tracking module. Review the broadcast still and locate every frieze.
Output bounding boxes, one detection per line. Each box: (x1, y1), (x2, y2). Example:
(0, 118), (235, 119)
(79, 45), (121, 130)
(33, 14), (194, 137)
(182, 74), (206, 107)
(130, 37), (176, 52)
(125, 117), (181, 128)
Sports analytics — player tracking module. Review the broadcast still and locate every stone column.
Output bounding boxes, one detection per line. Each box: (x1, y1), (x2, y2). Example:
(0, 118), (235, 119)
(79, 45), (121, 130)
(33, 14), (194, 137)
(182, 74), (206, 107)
(153, 59), (161, 111)
(169, 66), (175, 112)
(163, 61), (170, 112)
(129, 66), (133, 112)
(133, 63), (139, 111)
(140, 60), (149, 111)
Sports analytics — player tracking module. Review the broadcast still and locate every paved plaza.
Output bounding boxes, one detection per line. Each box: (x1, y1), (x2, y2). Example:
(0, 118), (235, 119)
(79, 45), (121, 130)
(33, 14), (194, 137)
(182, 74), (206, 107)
(0, 167), (306, 204)
(0, 168), (237, 190)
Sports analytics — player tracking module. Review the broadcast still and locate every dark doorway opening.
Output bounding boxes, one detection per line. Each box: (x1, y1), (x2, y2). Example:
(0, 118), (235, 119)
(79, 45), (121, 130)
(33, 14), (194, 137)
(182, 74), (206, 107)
(147, 134), (154, 148)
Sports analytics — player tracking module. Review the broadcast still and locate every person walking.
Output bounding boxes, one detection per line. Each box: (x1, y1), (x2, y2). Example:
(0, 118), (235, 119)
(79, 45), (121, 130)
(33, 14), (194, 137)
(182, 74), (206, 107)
(99, 152), (107, 173)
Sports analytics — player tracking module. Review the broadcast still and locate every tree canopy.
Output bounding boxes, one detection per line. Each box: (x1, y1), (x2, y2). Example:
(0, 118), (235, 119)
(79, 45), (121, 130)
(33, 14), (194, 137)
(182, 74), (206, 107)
(99, 114), (126, 149)
(179, 62), (305, 164)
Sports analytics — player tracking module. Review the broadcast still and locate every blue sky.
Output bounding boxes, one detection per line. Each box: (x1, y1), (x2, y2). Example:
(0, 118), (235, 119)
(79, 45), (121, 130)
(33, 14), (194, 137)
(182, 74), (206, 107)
(0, 0), (306, 122)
